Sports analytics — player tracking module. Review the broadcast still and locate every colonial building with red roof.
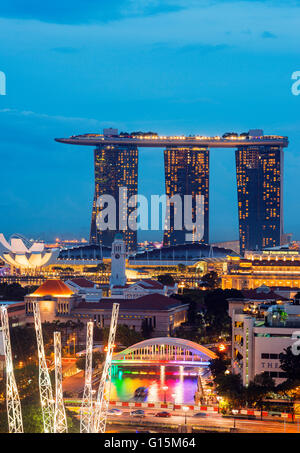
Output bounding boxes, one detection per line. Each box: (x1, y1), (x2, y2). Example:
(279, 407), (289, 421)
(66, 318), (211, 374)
(65, 277), (103, 302)
(24, 279), (187, 336)
(72, 293), (188, 336)
(119, 279), (178, 299)
(25, 279), (82, 322)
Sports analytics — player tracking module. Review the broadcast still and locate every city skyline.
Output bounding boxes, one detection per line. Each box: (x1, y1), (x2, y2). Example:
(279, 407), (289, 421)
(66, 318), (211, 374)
(56, 129), (288, 251)
(2, 1), (300, 436)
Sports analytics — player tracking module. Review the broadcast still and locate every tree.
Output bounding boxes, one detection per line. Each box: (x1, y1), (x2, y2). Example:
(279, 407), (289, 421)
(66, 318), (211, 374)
(10, 325), (37, 363)
(95, 324), (144, 348)
(116, 325), (144, 347)
(76, 351), (105, 371)
(157, 274), (175, 286)
(209, 355), (230, 379)
(245, 373), (275, 408)
(0, 282), (36, 301)
(280, 346), (300, 381)
(214, 373), (244, 407)
(202, 289), (243, 340)
(200, 271), (220, 289)
(0, 403), (80, 433)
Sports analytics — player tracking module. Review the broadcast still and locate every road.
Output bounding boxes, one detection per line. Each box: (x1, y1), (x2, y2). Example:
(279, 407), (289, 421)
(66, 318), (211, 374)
(67, 405), (300, 433)
(106, 411), (299, 433)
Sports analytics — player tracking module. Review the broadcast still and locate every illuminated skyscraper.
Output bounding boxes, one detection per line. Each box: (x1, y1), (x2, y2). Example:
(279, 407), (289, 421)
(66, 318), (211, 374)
(90, 145), (138, 251)
(236, 145), (283, 253)
(163, 146), (209, 246)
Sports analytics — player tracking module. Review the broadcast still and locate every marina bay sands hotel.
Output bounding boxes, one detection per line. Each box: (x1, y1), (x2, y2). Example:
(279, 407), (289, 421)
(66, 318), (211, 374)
(55, 129), (289, 254)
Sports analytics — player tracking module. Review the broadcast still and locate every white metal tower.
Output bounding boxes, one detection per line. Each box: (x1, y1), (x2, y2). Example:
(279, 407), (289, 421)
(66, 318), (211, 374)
(80, 321), (94, 433)
(92, 303), (119, 433)
(0, 306), (23, 433)
(32, 301), (55, 433)
(53, 331), (68, 433)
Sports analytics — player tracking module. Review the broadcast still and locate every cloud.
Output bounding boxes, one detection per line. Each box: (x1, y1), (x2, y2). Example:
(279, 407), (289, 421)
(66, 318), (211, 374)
(0, 1), (298, 56)
(261, 30), (277, 39)
(51, 46), (79, 54)
(0, 0), (185, 25)
(176, 43), (231, 54)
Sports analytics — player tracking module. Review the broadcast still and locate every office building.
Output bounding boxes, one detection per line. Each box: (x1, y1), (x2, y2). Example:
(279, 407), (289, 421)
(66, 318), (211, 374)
(236, 133), (284, 253)
(90, 143), (138, 251)
(163, 146), (209, 246)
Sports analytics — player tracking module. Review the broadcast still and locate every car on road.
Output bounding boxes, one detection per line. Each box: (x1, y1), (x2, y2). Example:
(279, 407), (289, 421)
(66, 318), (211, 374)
(107, 408), (122, 416)
(130, 410), (145, 417)
(193, 412), (206, 417)
(155, 411), (171, 418)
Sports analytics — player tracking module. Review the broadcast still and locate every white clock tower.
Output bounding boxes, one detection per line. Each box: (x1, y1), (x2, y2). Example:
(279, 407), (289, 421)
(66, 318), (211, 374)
(110, 233), (127, 288)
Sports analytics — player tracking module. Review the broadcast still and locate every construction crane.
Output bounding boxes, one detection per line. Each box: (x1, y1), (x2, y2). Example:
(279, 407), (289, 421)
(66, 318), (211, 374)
(80, 321), (94, 433)
(32, 302), (55, 433)
(53, 331), (68, 433)
(0, 306), (23, 433)
(92, 303), (119, 433)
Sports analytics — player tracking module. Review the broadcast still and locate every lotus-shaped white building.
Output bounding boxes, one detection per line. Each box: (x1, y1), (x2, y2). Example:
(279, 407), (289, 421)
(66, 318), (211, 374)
(0, 233), (59, 270)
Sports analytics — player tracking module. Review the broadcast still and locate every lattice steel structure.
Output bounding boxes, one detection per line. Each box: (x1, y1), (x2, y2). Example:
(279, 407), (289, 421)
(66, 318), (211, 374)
(32, 302), (55, 433)
(92, 303), (119, 433)
(53, 331), (68, 433)
(0, 306), (23, 433)
(80, 321), (94, 433)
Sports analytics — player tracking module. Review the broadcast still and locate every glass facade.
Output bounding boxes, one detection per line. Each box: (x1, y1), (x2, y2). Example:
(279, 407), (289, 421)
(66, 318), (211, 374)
(90, 145), (138, 251)
(236, 145), (283, 253)
(163, 146), (209, 246)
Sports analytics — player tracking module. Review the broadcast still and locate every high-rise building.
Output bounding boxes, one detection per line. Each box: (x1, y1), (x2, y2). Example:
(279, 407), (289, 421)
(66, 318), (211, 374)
(55, 129), (288, 254)
(90, 144), (138, 251)
(163, 146), (209, 246)
(236, 144), (283, 253)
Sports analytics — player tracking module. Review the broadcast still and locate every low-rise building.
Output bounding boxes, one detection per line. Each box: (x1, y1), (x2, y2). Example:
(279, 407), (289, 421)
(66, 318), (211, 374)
(73, 294), (188, 336)
(65, 277), (103, 302)
(223, 258), (300, 290)
(111, 279), (177, 299)
(24, 279), (187, 336)
(25, 279), (82, 322)
(230, 299), (300, 386)
(227, 285), (288, 319)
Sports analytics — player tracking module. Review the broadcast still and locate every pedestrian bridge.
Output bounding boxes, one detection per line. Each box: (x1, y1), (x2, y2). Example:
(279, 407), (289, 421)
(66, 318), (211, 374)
(112, 337), (217, 367)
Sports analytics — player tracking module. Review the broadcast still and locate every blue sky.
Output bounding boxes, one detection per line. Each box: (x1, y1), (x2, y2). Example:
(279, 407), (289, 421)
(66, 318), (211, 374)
(0, 0), (300, 242)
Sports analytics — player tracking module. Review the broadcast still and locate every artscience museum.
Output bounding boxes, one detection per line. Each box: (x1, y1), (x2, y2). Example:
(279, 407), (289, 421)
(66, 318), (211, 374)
(0, 233), (59, 270)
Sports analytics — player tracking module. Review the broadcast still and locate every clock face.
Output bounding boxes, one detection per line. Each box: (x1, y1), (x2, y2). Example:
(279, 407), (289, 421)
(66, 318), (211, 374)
(115, 253), (120, 259)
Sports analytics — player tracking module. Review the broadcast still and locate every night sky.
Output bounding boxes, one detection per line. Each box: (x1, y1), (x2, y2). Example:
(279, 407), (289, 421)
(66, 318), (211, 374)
(0, 0), (300, 242)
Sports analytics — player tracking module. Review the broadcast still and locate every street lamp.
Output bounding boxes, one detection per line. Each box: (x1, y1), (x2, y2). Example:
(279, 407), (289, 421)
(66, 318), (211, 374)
(182, 406), (189, 425)
(72, 334), (76, 356)
(172, 393), (176, 411)
(232, 409), (238, 429)
(216, 396), (222, 413)
(162, 385), (168, 404)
